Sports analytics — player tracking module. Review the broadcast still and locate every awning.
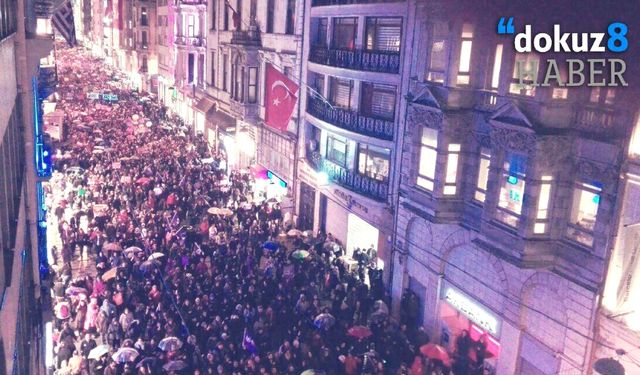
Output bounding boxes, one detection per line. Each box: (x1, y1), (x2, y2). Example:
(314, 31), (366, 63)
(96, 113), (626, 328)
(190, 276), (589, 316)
(195, 96), (215, 113)
(206, 108), (235, 128)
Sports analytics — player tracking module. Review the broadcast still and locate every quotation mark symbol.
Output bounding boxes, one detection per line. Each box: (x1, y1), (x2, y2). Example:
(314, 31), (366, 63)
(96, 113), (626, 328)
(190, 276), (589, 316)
(497, 17), (515, 34)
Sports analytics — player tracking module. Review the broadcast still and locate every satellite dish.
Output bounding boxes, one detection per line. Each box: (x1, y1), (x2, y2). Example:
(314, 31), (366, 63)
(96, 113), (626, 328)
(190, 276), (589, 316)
(594, 358), (625, 375)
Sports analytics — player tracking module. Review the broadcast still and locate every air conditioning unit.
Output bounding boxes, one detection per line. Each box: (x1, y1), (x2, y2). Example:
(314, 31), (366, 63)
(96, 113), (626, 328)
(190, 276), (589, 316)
(308, 140), (317, 151)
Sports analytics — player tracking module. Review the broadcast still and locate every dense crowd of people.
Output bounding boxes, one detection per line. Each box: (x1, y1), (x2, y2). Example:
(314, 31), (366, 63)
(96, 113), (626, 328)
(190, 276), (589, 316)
(47, 45), (492, 375)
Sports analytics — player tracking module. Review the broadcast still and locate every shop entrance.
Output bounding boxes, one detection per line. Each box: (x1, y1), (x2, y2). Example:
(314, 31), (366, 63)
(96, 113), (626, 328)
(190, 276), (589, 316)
(299, 182), (315, 231)
(346, 213), (379, 259)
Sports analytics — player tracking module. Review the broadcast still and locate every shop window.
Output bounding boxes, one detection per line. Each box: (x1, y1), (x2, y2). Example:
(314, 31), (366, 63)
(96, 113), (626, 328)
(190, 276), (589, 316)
(475, 148), (491, 203)
(417, 127), (438, 191)
(444, 144), (460, 195)
(333, 17), (357, 50)
(496, 153), (527, 227)
(490, 44), (503, 90)
(326, 135), (348, 167)
(360, 83), (396, 121)
(456, 23), (473, 85)
(567, 181), (601, 247)
(533, 176), (553, 234)
(329, 77), (353, 110)
(358, 144), (390, 182)
(426, 21), (449, 83)
(509, 53), (539, 96)
(629, 116), (640, 158)
(365, 17), (402, 53)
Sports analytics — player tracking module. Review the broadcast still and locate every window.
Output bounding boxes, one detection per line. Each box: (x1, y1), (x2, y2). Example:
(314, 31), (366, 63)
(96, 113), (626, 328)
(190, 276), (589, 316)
(417, 127), (438, 191)
(141, 56), (148, 72)
(210, 51), (216, 86)
(223, 1), (229, 30)
(248, 67), (257, 103)
(567, 182), (601, 247)
(474, 148), (491, 202)
(534, 176), (553, 234)
(491, 44), (503, 90)
(285, 0), (295, 35)
(266, 0), (275, 33)
(427, 21), (449, 83)
(223, 53), (229, 92)
(333, 18), (357, 49)
(329, 77), (353, 110)
(315, 18), (328, 46)
(496, 153), (527, 227)
(360, 83), (396, 121)
(232, 59), (244, 102)
(629, 116), (640, 158)
(327, 135), (347, 167)
(211, 0), (216, 30)
(310, 72), (324, 98)
(509, 53), (539, 96)
(358, 144), (391, 182)
(237, 0), (243, 30)
(250, 0), (257, 23)
(187, 14), (196, 36)
(140, 7), (148, 26)
(365, 17), (402, 52)
(141, 31), (148, 48)
(444, 144), (460, 195)
(456, 23), (473, 85)
(188, 53), (195, 83)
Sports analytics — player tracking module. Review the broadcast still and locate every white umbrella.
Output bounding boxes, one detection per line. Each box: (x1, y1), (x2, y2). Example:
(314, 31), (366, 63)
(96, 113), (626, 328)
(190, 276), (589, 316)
(148, 252), (165, 261)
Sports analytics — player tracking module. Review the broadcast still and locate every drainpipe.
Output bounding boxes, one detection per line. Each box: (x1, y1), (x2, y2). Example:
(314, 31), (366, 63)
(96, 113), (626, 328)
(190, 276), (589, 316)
(291, 0), (307, 227)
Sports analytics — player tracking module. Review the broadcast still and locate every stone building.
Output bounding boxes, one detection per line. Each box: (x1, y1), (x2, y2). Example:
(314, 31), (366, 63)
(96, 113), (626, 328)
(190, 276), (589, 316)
(295, 0), (411, 283)
(389, 1), (640, 374)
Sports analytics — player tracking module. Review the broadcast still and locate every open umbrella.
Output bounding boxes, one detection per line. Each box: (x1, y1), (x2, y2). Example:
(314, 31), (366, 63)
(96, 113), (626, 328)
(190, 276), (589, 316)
(65, 286), (88, 297)
(88, 345), (110, 360)
(218, 208), (233, 216)
(347, 325), (373, 340)
(373, 300), (389, 315)
(93, 204), (109, 217)
(291, 250), (310, 260)
(301, 371), (326, 375)
(136, 177), (151, 185)
(158, 336), (183, 352)
(287, 229), (303, 237)
(314, 313), (336, 330)
(163, 360), (188, 372)
(148, 252), (165, 261)
(263, 241), (279, 252)
(124, 246), (143, 257)
(101, 267), (118, 281)
(140, 260), (160, 272)
(104, 242), (123, 252)
(207, 207), (220, 215)
(112, 347), (139, 363)
(594, 358), (625, 375)
(136, 357), (159, 369)
(420, 344), (451, 364)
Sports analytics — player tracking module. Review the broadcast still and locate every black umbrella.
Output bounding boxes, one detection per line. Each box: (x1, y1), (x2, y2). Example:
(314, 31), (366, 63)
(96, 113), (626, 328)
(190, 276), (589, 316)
(594, 358), (625, 375)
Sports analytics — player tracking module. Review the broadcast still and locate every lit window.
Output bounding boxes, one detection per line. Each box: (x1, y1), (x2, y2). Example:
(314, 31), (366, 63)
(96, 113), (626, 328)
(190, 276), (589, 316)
(417, 127), (438, 191)
(444, 144), (460, 195)
(496, 153), (527, 227)
(456, 23), (473, 85)
(567, 182), (601, 247)
(533, 176), (553, 234)
(475, 148), (491, 202)
(491, 44), (503, 90)
(326, 134), (348, 167)
(426, 22), (449, 83)
(605, 89), (616, 105)
(358, 144), (391, 182)
(590, 87), (600, 103)
(629, 116), (640, 158)
(509, 53), (539, 96)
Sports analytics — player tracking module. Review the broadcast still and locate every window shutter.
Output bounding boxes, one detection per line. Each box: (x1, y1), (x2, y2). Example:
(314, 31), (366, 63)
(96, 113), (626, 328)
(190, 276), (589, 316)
(370, 84), (396, 119)
(373, 19), (401, 52)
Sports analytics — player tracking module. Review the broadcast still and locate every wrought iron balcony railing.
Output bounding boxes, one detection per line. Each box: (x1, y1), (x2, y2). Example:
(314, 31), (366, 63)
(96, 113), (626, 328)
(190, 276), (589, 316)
(309, 45), (400, 74)
(174, 0), (206, 5)
(312, 0), (402, 5)
(308, 151), (389, 202)
(307, 95), (394, 141)
(230, 29), (261, 46)
(175, 35), (206, 48)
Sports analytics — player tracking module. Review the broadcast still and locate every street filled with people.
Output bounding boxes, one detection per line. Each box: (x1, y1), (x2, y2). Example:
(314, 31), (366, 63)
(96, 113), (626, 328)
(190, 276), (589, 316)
(47, 44), (493, 375)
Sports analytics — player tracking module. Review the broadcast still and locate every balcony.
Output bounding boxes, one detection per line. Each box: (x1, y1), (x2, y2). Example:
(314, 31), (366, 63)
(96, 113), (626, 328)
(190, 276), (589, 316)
(312, 0), (402, 5)
(174, 0), (206, 5)
(307, 96), (394, 141)
(308, 151), (389, 202)
(309, 45), (400, 74)
(175, 35), (206, 48)
(230, 29), (262, 46)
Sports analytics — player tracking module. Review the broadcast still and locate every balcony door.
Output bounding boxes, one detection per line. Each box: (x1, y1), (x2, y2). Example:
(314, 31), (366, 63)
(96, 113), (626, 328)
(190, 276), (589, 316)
(333, 17), (357, 50)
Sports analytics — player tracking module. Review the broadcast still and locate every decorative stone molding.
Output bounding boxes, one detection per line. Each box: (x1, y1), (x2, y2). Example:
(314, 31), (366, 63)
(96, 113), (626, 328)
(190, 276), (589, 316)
(490, 126), (536, 153)
(573, 158), (619, 184)
(333, 189), (369, 214)
(407, 104), (443, 131)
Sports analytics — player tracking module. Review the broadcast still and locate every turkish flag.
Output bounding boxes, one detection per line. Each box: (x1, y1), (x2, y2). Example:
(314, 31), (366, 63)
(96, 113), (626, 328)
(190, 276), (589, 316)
(265, 64), (299, 132)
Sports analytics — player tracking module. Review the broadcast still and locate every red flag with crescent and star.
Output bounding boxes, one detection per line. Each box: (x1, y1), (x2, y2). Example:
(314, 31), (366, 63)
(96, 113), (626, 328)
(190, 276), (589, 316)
(265, 64), (299, 132)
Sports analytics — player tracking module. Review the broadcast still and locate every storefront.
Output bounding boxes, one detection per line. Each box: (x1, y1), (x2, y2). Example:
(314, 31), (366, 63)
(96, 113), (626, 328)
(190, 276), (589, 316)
(439, 284), (501, 373)
(251, 165), (288, 203)
(193, 96), (215, 135)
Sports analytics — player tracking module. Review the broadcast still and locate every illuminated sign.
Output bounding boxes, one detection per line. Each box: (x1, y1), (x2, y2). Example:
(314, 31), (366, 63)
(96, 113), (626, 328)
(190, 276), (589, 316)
(266, 170), (287, 188)
(87, 92), (100, 99)
(443, 286), (500, 336)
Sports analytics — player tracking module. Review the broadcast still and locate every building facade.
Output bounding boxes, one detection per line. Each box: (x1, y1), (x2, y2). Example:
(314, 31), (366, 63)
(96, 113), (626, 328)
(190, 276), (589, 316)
(0, 0), (55, 372)
(390, 1), (640, 375)
(295, 0), (410, 283)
